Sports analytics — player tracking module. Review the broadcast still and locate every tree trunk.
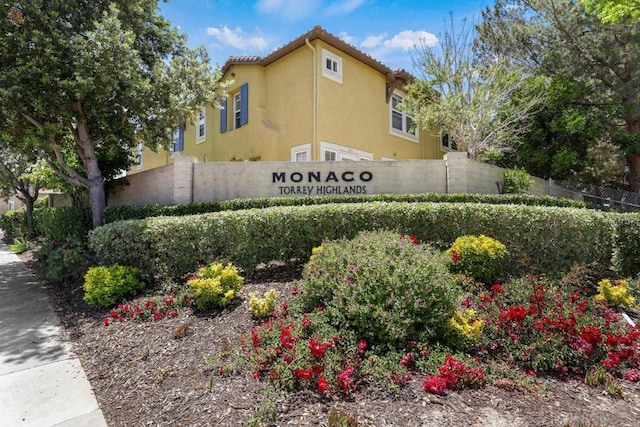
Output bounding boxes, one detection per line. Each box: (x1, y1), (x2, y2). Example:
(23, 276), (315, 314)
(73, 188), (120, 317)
(23, 196), (35, 238)
(75, 121), (106, 228)
(625, 111), (640, 193)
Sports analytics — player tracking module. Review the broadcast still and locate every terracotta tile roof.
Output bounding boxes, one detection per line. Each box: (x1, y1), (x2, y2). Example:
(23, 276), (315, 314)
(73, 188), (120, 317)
(221, 25), (414, 84)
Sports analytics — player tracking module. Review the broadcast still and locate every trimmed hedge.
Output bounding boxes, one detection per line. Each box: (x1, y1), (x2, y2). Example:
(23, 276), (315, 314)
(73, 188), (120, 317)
(1, 193), (586, 241)
(89, 202), (623, 281)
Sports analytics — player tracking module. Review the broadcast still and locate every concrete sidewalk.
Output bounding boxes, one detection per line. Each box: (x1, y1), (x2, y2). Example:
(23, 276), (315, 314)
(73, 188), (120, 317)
(0, 235), (107, 427)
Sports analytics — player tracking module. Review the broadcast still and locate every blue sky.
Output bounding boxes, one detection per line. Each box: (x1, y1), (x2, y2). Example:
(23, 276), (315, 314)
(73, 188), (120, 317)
(159, 0), (491, 72)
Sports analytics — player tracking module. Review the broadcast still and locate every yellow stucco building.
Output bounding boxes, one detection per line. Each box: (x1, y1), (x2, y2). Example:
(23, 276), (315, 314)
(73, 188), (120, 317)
(133, 26), (451, 173)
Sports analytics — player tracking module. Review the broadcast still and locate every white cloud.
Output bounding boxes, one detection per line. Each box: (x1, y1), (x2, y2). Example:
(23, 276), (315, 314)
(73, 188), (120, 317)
(326, 0), (366, 15)
(360, 33), (386, 49)
(337, 31), (357, 45)
(256, 0), (322, 21)
(383, 30), (438, 51)
(206, 26), (268, 51)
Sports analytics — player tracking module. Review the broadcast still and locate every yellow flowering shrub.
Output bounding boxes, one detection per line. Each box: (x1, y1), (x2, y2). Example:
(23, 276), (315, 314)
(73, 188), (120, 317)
(448, 309), (484, 347)
(447, 235), (508, 283)
(249, 289), (277, 318)
(187, 263), (243, 310)
(595, 279), (635, 308)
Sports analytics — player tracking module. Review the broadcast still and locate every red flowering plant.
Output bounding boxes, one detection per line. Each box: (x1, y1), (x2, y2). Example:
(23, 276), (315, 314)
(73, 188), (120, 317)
(473, 275), (640, 378)
(236, 296), (364, 394)
(102, 294), (185, 326)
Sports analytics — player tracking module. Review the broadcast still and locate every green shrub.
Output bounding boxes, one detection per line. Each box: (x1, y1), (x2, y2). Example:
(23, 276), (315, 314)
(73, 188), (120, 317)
(0, 210), (27, 239)
(34, 206), (92, 242)
(502, 167), (534, 194)
(187, 263), (243, 310)
(9, 237), (29, 254)
(447, 235), (509, 283)
(89, 202), (615, 283)
(35, 237), (94, 284)
(83, 265), (145, 307)
(296, 230), (462, 348)
(611, 213), (640, 277)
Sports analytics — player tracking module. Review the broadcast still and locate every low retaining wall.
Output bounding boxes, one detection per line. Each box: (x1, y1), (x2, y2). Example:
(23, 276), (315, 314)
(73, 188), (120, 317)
(109, 152), (553, 206)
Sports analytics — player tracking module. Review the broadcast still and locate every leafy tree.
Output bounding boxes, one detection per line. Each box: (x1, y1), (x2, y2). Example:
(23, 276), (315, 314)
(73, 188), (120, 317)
(405, 18), (546, 158)
(581, 0), (640, 24)
(0, 142), (48, 237)
(477, 0), (640, 191)
(503, 77), (623, 183)
(0, 2), (226, 228)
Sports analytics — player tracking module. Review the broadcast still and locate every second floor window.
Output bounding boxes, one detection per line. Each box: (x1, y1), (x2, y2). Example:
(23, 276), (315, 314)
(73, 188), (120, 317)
(234, 92), (242, 129)
(197, 107), (206, 141)
(172, 126), (184, 152)
(322, 49), (343, 84)
(221, 83), (249, 133)
(390, 93), (417, 140)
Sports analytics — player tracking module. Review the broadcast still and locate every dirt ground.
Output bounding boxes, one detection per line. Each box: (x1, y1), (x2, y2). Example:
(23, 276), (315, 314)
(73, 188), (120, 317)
(16, 248), (640, 427)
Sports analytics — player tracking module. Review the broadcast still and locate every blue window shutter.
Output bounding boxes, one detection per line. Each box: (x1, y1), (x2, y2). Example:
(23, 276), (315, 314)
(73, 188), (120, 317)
(220, 98), (228, 133)
(178, 125), (184, 151)
(240, 83), (249, 126)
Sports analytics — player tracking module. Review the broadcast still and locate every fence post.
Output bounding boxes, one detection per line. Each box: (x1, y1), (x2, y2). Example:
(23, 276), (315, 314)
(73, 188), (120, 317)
(173, 156), (196, 204)
(445, 152), (469, 194)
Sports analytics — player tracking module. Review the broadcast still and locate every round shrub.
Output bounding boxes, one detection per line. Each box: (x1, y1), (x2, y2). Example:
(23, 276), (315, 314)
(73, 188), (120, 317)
(83, 265), (145, 307)
(297, 230), (462, 349)
(249, 289), (277, 318)
(447, 235), (509, 283)
(187, 263), (243, 310)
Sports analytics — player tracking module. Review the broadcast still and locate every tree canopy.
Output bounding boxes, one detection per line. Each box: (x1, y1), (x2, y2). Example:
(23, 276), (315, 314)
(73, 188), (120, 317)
(0, 1), (226, 227)
(405, 18), (546, 159)
(477, 0), (640, 191)
(580, 0), (640, 23)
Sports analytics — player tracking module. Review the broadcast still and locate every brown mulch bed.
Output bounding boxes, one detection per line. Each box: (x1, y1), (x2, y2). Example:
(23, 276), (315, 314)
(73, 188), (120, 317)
(13, 245), (640, 427)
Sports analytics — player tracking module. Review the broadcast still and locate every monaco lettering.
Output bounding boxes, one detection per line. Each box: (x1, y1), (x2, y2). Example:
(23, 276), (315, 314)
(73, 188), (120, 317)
(272, 171), (373, 183)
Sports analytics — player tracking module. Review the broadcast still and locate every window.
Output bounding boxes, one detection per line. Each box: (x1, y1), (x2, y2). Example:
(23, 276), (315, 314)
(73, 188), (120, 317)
(390, 93), (417, 141)
(324, 150), (337, 161)
(171, 126), (184, 153)
(291, 143), (311, 161)
(234, 92), (242, 129)
(7, 200), (14, 211)
(321, 141), (373, 161)
(136, 143), (143, 167)
(221, 83), (248, 132)
(441, 133), (458, 151)
(322, 49), (343, 84)
(197, 107), (206, 142)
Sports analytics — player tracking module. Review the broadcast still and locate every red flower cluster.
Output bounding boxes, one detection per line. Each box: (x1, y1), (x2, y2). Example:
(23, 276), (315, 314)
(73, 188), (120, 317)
(501, 305), (528, 323)
(399, 352), (414, 367)
(102, 295), (180, 326)
(309, 338), (333, 358)
(279, 324), (297, 349)
(337, 363), (355, 391)
(317, 376), (330, 393)
(401, 235), (419, 244)
(423, 355), (485, 395)
(451, 249), (461, 263)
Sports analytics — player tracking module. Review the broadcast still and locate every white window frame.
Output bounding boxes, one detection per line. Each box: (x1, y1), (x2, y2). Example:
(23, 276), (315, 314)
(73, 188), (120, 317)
(291, 143), (311, 162)
(324, 149), (337, 161)
(136, 143), (143, 168)
(389, 92), (418, 142)
(320, 141), (373, 161)
(196, 107), (206, 143)
(7, 200), (15, 211)
(171, 127), (181, 154)
(322, 49), (343, 84)
(233, 92), (242, 129)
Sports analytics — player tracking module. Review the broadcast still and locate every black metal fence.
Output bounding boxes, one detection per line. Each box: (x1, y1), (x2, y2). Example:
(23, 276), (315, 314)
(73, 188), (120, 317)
(550, 180), (640, 212)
